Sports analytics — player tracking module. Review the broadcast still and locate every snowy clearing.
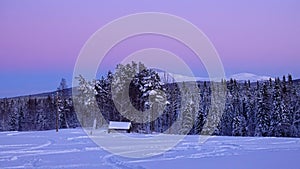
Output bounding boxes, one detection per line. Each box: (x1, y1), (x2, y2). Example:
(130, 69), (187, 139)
(1, 128), (300, 169)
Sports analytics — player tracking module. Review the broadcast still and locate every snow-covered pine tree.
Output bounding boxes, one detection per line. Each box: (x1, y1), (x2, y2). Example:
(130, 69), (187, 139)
(75, 75), (99, 127)
(220, 96), (234, 135)
(244, 80), (256, 136)
(180, 100), (195, 135)
(42, 96), (55, 130)
(36, 99), (50, 131)
(133, 67), (166, 133)
(195, 82), (206, 135)
(95, 71), (114, 123)
(270, 78), (284, 136)
(231, 80), (247, 136)
(255, 82), (271, 136)
(280, 75), (292, 137)
(56, 78), (69, 129)
(292, 94), (300, 137)
(18, 104), (25, 131)
(288, 75), (300, 137)
(164, 83), (180, 134)
(112, 63), (137, 122)
(201, 81), (224, 135)
(8, 100), (19, 131)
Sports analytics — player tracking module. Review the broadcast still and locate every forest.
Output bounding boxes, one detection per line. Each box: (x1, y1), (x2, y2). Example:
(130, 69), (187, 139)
(1, 62), (300, 138)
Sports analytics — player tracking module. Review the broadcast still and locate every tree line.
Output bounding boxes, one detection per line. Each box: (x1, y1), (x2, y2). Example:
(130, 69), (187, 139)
(0, 79), (79, 131)
(1, 62), (300, 137)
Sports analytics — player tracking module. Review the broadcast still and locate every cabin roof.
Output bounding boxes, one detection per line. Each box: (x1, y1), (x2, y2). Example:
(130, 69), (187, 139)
(108, 121), (131, 130)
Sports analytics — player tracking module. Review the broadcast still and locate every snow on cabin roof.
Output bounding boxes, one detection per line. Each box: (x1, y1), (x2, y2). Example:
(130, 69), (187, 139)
(108, 121), (131, 130)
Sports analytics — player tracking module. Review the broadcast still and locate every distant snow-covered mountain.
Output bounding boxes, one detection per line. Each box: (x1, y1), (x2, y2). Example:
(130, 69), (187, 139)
(157, 71), (273, 83)
(157, 71), (209, 83)
(229, 73), (273, 82)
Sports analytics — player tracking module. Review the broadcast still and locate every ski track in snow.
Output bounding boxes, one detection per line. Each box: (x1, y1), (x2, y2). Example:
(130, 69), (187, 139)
(102, 153), (145, 169)
(1, 128), (300, 169)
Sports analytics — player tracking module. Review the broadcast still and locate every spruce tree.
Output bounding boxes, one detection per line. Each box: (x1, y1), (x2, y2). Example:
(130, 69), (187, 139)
(255, 83), (271, 136)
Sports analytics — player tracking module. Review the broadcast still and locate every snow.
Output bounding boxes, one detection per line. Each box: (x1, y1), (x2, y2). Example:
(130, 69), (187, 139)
(229, 73), (273, 82)
(1, 128), (300, 169)
(148, 90), (157, 96)
(157, 71), (274, 83)
(108, 121), (131, 130)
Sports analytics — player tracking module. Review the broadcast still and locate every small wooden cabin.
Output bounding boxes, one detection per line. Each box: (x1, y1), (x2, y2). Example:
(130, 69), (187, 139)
(108, 121), (132, 133)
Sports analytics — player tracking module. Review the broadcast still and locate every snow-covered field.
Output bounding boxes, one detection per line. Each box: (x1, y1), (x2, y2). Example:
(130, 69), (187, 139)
(1, 128), (300, 169)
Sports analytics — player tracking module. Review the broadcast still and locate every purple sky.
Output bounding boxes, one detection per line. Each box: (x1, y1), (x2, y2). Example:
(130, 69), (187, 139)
(1, 0), (300, 97)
